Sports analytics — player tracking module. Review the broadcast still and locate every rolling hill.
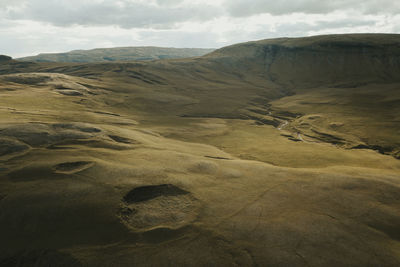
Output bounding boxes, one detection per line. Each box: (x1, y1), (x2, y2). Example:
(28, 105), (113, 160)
(17, 46), (215, 63)
(1, 34), (400, 266)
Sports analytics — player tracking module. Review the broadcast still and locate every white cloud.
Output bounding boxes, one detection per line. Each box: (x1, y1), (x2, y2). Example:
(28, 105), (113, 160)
(1, 0), (222, 29)
(225, 0), (400, 16)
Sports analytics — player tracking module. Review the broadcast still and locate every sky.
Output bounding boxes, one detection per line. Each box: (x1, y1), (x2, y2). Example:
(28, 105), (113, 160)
(1, 0), (400, 58)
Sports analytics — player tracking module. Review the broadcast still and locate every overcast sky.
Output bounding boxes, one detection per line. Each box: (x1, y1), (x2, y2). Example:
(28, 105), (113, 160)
(1, 0), (399, 57)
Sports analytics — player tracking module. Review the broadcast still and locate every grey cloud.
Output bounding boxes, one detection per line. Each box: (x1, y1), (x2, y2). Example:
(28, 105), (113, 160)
(137, 30), (221, 48)
(0, 0), (398, 29)
(225, 0), (400, 17)
(274, 19), (379, 35)
(2, 0), (222, 29)
(0, 0), (24, 7)
(155, 0), (185, 6)
(213, 18), (380, 47)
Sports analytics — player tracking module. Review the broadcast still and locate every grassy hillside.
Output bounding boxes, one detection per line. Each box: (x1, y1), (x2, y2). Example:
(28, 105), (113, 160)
(6, 34), (400, 159)
(0, 34), (400, 266)
(17, 47), (215, 63)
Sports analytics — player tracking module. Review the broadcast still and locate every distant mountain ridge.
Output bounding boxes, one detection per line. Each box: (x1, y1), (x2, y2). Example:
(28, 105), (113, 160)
(17, 46), (215, 63)
(206, 33), (400, 86)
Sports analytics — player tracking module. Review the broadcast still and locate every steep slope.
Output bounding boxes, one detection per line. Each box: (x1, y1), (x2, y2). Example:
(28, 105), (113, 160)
(17, 47), (215, 63)
(208, 34), (400, 86)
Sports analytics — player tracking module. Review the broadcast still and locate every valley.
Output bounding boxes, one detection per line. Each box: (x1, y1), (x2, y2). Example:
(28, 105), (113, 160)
(0, 34), (400, 266)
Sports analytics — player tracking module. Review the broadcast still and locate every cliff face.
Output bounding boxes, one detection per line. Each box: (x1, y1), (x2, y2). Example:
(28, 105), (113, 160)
(209, 34), (400, 87)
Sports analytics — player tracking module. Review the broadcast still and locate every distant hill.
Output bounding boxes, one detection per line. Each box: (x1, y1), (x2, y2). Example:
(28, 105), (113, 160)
(17, 47), (215, 62)
(0, 55), (12, 62)
(206, 33), (400, 86)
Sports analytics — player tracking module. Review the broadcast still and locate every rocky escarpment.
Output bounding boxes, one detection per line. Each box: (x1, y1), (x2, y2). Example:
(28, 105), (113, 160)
(208, 34), (400, 87)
